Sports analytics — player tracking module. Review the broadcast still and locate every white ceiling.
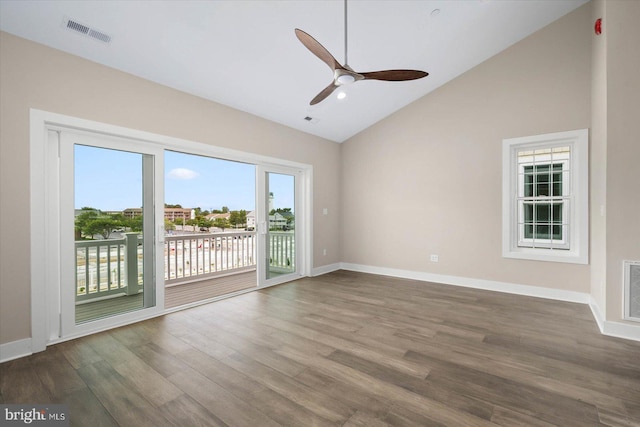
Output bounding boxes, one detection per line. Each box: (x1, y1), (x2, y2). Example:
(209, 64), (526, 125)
(0, 0), (587, 143)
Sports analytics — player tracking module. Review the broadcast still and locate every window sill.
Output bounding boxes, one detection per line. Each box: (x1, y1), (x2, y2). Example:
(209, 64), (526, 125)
(503, 247), (588, 264)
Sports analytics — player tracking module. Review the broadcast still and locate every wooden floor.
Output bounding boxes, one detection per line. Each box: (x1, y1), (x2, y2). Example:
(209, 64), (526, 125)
(2, 270), (640, 426)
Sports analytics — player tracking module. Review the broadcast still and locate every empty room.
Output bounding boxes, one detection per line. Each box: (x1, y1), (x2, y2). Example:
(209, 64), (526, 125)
(1, 0), (639, 426)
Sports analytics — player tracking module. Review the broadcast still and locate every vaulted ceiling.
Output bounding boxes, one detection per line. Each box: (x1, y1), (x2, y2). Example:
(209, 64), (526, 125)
(0, 0), (588, 142)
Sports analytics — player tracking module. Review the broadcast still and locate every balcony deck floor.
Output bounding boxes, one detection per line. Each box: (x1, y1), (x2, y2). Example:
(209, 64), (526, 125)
(75, 270), (257, 323)
(76, 293), (144, 324)
(165, 270), (256, 309)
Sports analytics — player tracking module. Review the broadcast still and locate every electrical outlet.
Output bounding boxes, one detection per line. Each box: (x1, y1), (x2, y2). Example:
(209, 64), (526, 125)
(430, 254), (439, 262)
(323, 249), (327, 256)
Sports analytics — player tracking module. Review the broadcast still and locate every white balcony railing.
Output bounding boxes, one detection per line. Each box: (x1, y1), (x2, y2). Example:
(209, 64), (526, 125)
(164, 231), (256, 285)
(268, 231), (295, 274)
(75, 230), (296, 302)
(75, 233), (142, 302)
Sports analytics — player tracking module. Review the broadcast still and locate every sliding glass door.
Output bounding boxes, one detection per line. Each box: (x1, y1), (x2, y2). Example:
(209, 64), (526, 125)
(257, 166), (302, 287)
(57, 129), (163, 338)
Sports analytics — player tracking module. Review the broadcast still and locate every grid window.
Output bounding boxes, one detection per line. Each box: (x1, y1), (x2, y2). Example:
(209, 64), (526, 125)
(517, 147), (570, 249)
(502, 129), (588, 264)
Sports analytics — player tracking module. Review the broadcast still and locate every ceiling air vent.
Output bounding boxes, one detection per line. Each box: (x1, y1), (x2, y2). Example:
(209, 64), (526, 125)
(63, 17), (112, 44)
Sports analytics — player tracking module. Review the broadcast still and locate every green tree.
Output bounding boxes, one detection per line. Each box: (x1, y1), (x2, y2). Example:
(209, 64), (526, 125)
(75, 209), (99, 236)
(165, 203), (182, 208)
(84, 217), (121, 239)
(196, 217), (212, 228)
(229, 210), (247, 228)
(213, 217), (230, 231)
(75, 209), (126, 239)
(128, 215), (143, 232)
(221, 206), (229, 213)
(164, 218), (175, 231)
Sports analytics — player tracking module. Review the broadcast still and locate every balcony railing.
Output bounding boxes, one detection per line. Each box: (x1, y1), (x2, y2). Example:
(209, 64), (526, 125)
(75, 233), (142, 302)
(268, 231), (295, 274)
(164, 231), (256, 285)
(75, 230), (296, 302)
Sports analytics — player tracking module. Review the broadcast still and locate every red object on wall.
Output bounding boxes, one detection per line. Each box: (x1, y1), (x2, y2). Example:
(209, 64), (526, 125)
(595, 18), (602, 35)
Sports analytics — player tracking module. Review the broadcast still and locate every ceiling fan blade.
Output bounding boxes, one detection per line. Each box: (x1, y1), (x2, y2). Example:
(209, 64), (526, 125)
(295, 28), (344, 71)
(360, 70), (428, 81)
(310, 82), (339, 105)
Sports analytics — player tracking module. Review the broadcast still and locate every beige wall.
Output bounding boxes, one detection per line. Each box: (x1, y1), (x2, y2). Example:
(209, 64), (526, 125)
(0, 32), (341, 345)
(604, 0), (640, 321)
(590, 0), (607, 313)
(341, 4), (592, 292)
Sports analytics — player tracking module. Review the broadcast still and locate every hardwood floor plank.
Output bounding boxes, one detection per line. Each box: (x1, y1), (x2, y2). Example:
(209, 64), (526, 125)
(597, 407), (639, 427)
(383, 405), (449, 427)
(248, 386), (338, 427)
(406, 350), (602, 426)
(327, 349), (494, 421)
(77, 361), (174, 426)
(61, 387), (119, 427)
(490, 405), (557, 427)
(0, 357), (52, 403)
(275, 345), (497, 426)
(57, 338), (104, 369)
(165, 367), (281, 427)
(128, 342), (191, 378)
(83, 331), (140, 367)
(176, 330), (236, 360)
(111, 356), (184, 407)
(342, 410), (394, 427)
(30, 346), (86, 399)
(403, 333), (632, 414)
(221, 351), (353, 423)
(624, 400), (640, 423)
(293, 367), (394, 420)
(157, 394), (229, 427)
(175, 347), (344, 426)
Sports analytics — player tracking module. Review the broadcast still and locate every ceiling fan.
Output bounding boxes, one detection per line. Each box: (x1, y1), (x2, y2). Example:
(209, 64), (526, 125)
(295, 0), (428, 105)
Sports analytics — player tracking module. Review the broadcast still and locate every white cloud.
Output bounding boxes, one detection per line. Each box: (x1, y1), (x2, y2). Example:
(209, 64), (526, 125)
(167, 168), (199, 180)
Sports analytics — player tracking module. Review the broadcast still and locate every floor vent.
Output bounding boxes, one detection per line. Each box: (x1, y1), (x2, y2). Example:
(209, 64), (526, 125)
(624, 260), (640, 322)
(63, 17), (112, 44)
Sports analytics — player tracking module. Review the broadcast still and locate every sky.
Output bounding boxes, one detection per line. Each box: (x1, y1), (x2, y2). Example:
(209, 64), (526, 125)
(74, 145), (295, 212)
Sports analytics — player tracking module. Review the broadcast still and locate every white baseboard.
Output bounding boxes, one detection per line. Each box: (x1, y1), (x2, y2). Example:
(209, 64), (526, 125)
(601, 320), (640, 342)
(0, 338), (32, 363)
(590, 298), (640, 341)
(311, 262), (341, 277)
(589, 297), (605, 333)
(340, 262), (590, 303)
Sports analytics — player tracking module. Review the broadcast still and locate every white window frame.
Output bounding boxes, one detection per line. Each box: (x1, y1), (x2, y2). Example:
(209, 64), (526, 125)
(502, 129), (588, 264)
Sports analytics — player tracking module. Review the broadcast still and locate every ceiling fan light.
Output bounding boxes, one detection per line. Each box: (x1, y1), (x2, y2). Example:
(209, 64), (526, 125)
(336, 74), (356, 85)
